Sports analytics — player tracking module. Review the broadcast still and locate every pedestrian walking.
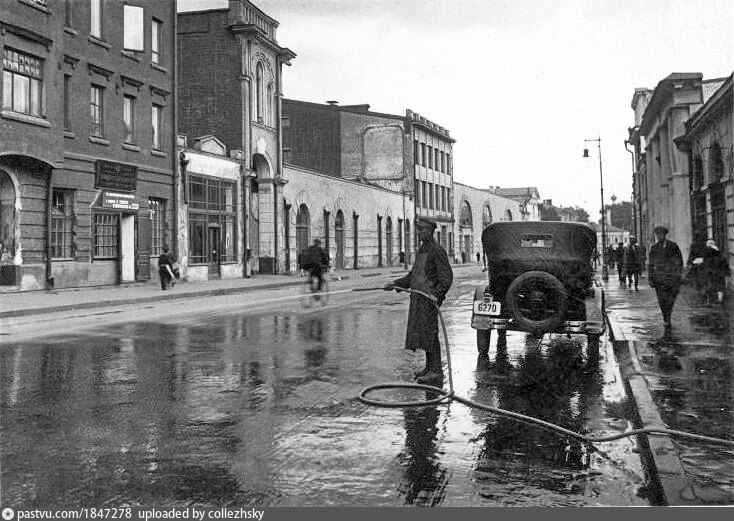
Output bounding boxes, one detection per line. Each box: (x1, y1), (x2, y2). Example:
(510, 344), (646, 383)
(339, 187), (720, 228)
(399, 250), (406, 266)
(615, 244), (625, 283)
(475, 251), (481, 264)
(702, 239), (730, 305)
(158, 246), (175, 291)
(384, 217), (453, 386)
(648, 226), (683, 333)
(461, 251), (467, 264)
(624, 236), (643, 290)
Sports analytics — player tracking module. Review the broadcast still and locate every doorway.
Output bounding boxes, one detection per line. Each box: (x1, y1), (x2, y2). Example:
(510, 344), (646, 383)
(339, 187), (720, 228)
(120, 214), (135, 282)
(208, 225), (221, 278)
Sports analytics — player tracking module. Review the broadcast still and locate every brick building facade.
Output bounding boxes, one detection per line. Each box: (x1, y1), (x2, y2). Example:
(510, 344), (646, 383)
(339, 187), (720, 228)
(1, 0), (176, 290)
(282, 99), (414, 266)
(177, 0), (295, 275)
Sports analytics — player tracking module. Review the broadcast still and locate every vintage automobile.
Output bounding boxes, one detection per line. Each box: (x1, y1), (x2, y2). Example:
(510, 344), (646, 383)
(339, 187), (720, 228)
(471, 221), (605, 354)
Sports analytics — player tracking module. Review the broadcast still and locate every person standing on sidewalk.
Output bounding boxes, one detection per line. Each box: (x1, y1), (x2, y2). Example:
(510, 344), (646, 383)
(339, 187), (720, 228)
(648, 226), (683, 332)
(624, 236), (643, 290)
(158, 247), (175, 291)
(384, 217), (453, 386)
(703, 239), (730, 305)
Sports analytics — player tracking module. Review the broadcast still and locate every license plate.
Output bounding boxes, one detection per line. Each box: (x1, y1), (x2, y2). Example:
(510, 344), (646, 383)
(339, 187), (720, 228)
(473, 300), (501, 316)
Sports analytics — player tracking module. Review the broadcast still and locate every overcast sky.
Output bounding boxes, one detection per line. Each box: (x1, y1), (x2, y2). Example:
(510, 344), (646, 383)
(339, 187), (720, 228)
(178, 0), (733, 216)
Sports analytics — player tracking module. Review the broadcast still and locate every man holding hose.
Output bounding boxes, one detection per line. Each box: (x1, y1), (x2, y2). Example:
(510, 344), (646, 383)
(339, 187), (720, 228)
(384, 217), (453, 385)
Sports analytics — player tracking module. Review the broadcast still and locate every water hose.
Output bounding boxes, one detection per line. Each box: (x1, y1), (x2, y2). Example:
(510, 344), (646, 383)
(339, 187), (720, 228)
(355, 286), (734, 447)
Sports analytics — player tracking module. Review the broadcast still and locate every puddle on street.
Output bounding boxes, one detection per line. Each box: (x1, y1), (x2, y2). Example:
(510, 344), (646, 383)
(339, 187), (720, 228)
(1, 288), (648, 506)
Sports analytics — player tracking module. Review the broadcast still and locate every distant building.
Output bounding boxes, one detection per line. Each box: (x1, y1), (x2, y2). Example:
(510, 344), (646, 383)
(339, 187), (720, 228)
(177, 0), (295, 275)
(588, 222), (630, 254)
(408, 110), (455, 253)
(490, 187), (541, 221)
(540, 199), (586, 223)
(281, 99), (414, 269)
(1, 0), (177, 290)
(452, 182), (520, 263)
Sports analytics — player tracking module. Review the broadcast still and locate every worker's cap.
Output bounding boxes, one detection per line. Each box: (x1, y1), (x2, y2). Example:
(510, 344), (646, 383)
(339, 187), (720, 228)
(652, 225), (668, 235)
(415, 216), (437, 232)
(629, 235), (637, 241)
(313, 238), (322, 244)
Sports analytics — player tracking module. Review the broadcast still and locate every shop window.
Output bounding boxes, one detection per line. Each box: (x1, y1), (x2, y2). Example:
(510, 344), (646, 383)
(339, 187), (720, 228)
(51, 190), (74, 258)
(149, 198), (166, 255)
(2, 48), (44, 117)
(187, 175), (237, 264)
(0, 171), (16, 261)
(93, 212), (118, 259)
(90, 85), (104, 137)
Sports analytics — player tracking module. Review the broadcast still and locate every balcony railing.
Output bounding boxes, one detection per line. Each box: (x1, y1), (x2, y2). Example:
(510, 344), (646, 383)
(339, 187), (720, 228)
(238, 1), (276, 40)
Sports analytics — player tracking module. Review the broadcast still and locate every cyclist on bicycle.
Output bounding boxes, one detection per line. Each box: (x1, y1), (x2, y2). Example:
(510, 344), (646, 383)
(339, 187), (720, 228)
(302, 238), (329, 292)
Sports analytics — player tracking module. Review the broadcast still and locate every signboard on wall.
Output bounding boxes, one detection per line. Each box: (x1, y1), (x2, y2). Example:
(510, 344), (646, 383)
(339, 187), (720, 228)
(95, 160), (138, 192)
(102, 192), (140, 211)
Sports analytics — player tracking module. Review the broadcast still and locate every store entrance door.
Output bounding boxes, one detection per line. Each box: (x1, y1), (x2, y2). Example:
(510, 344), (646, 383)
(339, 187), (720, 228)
(120, 214), (136, 282)
(208, 225), (221, 278)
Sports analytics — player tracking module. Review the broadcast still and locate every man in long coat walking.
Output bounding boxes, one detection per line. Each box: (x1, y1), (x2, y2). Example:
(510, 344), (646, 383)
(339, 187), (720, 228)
(648, 225), (683, 333)
(385, 217), (453, 385)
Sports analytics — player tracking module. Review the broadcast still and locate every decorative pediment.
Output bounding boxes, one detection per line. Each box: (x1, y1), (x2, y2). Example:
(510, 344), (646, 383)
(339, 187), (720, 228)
(193, 135), (227, 156)
(149, 85), (170, 100)
(87, 62), (114, 80)
(120, 75), (143, 91)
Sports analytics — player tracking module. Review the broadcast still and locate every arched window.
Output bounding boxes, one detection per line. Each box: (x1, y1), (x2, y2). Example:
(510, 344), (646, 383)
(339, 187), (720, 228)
(710, 142), (724, 181)
(255, 62), (264, 123)
(0, 170), (16, 261)
(295, 204), (310, 255)
(459, 201), (472, 227)
(482, 204), (492, 228)
(266, 84), (273, 126)
(692, 154), (704, 190)
(334, 210), (345, 269)
(505, 209), (513, 221)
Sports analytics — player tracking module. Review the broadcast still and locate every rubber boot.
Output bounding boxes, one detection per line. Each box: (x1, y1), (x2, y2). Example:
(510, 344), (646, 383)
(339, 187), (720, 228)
(417, 346), (443, 386)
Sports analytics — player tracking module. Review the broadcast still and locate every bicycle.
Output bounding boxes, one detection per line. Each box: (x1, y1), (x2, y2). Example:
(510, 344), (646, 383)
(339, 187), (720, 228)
(299, 264), (330, 307)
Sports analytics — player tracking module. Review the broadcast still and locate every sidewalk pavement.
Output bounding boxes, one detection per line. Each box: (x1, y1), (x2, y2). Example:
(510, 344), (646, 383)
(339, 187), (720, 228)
(0, 263), (485, 319)
(603, 269), (734, 505)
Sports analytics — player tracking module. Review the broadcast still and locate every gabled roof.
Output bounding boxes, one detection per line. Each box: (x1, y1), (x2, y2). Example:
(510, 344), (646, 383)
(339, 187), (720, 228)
(493, 187), (540, 199)
(639, 72), (703, 135)
(682, 73), (733, 140)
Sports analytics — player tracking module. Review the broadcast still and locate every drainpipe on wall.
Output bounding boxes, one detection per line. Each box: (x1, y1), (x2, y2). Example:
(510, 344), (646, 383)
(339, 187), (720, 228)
(45, 168), (54, 288)
(171, 0), (179, 263)
(242, 39), (252, 278)
(274, 59), (284, 274)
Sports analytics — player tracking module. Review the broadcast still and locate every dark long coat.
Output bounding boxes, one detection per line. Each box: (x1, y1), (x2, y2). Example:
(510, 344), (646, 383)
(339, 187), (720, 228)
(393, 238), (453, 352)
(648, 239), (683, 289)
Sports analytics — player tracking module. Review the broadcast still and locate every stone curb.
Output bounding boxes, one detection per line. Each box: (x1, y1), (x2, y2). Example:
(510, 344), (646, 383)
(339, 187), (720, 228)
(0, 267), (426, 319)
(605, 310), (702, 506)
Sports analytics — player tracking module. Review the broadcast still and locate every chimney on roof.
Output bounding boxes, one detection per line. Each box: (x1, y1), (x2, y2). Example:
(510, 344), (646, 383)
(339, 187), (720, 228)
(326, 100), (339, 106)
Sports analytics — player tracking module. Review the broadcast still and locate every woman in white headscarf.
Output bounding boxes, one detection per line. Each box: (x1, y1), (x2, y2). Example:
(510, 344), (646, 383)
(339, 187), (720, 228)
(703, 239), (730, 304)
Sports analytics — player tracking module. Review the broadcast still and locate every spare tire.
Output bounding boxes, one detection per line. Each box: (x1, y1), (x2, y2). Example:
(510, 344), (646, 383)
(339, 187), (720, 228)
(506, 271), (568, 335)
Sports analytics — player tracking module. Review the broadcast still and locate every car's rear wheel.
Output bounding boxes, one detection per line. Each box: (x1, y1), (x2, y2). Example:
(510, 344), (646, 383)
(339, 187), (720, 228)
(506, 271), (568, 336)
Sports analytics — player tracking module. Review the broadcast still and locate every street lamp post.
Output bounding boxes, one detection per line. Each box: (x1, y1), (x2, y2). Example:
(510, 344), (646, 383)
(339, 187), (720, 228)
(584, 137), (609, 281)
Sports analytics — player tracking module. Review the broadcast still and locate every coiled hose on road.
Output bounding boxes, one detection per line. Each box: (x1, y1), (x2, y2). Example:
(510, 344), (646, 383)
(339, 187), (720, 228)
(355, 287), (734, 447)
